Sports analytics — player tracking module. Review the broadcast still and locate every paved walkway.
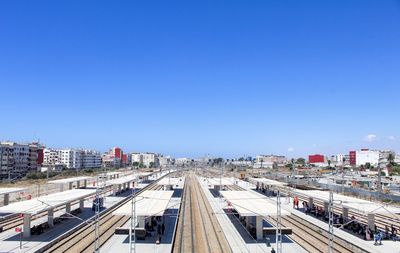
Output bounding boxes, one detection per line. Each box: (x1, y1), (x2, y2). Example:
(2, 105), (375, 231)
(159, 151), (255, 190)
(250, 184), (400, 253)
(198, 176), (307, 253)
(0, 185), (147, 253)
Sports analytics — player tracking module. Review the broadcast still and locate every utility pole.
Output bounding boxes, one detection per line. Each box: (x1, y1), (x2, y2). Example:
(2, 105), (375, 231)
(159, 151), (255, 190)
(276, 190), (282, 253)
(328, 191), (334, 253)
(129, 180), (136, 253)
(377, 162), (382, 200)
(94, 173), (100, 253)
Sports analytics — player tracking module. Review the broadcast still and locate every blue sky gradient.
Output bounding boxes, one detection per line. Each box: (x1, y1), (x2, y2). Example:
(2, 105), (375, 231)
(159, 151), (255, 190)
(0, 1), (399, 158)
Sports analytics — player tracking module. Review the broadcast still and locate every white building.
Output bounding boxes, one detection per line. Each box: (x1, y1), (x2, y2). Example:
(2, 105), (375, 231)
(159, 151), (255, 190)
(356, 150), (380, 166)
(43, 148), (60, 165)
(44, 148), (101, 169)
(395, 154), (400, 164)
(158, 155), (172, 167)
(332, 154), (350, 166)
(254, 155), (287, 168)
(142, 153), (158, 167)
(131, 153), (143, 164)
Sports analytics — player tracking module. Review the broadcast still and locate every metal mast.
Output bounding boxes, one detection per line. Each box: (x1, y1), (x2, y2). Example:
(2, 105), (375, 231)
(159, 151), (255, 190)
(94, 173), (100, 253)
(129, 180), (136, 253)
(328, 190), (334, 253)
(276, 190), (282, 253)
(377, 162), (382, 200)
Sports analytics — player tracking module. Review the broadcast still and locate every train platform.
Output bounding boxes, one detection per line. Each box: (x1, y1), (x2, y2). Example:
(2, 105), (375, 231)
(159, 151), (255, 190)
(279, 197), (400, 253)
(0, 189), (134, 253)
(100, 195), (182, 253)
(198, 177), (307, 253)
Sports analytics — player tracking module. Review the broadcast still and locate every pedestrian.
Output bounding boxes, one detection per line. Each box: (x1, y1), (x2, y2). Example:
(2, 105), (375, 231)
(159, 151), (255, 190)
(161, 223), (165, 235)
(374, 231), (382, 245)
(270, 248), (275, 253)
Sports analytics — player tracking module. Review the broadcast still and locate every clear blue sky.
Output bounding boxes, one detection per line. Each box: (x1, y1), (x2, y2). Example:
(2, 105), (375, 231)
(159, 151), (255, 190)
(1, 1), (399, 158)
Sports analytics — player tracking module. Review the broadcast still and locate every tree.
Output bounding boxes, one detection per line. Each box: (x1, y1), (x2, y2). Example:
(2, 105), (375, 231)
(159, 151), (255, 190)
(387, 153), (395, 166)
(296, 158), (306, 166)
(365, 162), (371, 169)
(328, 160), (332, 167)
(272, 162), (278, 170)
(132, 162), (139, 167)
(149, 162), (154, 168)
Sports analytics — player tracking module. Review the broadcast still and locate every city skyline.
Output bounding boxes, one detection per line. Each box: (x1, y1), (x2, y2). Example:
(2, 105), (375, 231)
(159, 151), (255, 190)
(1, 1), (399, 157)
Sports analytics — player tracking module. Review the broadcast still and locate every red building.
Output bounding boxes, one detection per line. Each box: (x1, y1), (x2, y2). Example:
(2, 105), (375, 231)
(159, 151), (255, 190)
(308, 154), (325, 164)
(349, 151), (356, 166)
(113, 147), (122, 159)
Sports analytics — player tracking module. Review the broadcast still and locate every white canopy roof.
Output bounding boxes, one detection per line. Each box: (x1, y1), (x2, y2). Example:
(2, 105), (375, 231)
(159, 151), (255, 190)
(113, 190), (174, 217)
(221, 191), (290, 217)
(106, 175), (137, 186)
(48, 176), (92, 184)
(157, 177), (184, 185)
(204, 177), (236, 186)
(249, 177), (287, 186)
(0, 187), (27, 195)
(0, 189), (96, 215)
(294, 189), (400, 214)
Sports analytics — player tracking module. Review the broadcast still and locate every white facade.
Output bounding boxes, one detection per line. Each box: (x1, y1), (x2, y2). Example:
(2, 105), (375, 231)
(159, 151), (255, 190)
(333, 154), (350, 166)
(44, 148), (101, 169)
(43, 148), (61, 165)
(255, 155), (287, 165)
(395, 154), (400, 164)
(158, 156), (171, 167)
(142, 153), (157, 167)
(356, 150), (380, 166)
(131, 153), (143, 164)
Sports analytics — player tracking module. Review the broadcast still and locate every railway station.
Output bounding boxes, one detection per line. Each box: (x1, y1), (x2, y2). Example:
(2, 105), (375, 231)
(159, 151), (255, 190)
(1, 169), (399, 253)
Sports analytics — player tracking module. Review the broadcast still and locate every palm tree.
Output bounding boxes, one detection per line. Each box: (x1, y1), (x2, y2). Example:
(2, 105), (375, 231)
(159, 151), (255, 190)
(387, 153), (395, 165)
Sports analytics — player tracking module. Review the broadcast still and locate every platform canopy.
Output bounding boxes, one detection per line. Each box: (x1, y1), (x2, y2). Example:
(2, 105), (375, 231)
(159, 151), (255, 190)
(249, 177), (287, 186)
(113, 190), (174, 217)
(106, 175), (138, 186)
(221, 191), (290, 217)
(0, 187), (27, 195)
(157, 177), (184, 185)
(204, 177), (236, 186)
(295, 189), (400, 214)
(0, 189), (96, 215)
(48, 176), (92, 185)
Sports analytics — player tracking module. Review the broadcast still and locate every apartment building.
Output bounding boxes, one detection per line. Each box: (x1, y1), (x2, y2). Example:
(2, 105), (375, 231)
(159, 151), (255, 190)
(82, 150), (101, 168)
(44, 148), (101, 169)
(0, 142), (30, 180)
(142, 153), (158, 167)
(102, 147), (123, 168)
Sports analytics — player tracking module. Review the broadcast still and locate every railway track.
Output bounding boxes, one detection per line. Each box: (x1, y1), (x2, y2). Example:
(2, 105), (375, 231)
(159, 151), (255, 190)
(269, 214), (368, 253)
(173, 173), (232, 253)
(38, 173), (169, 253)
